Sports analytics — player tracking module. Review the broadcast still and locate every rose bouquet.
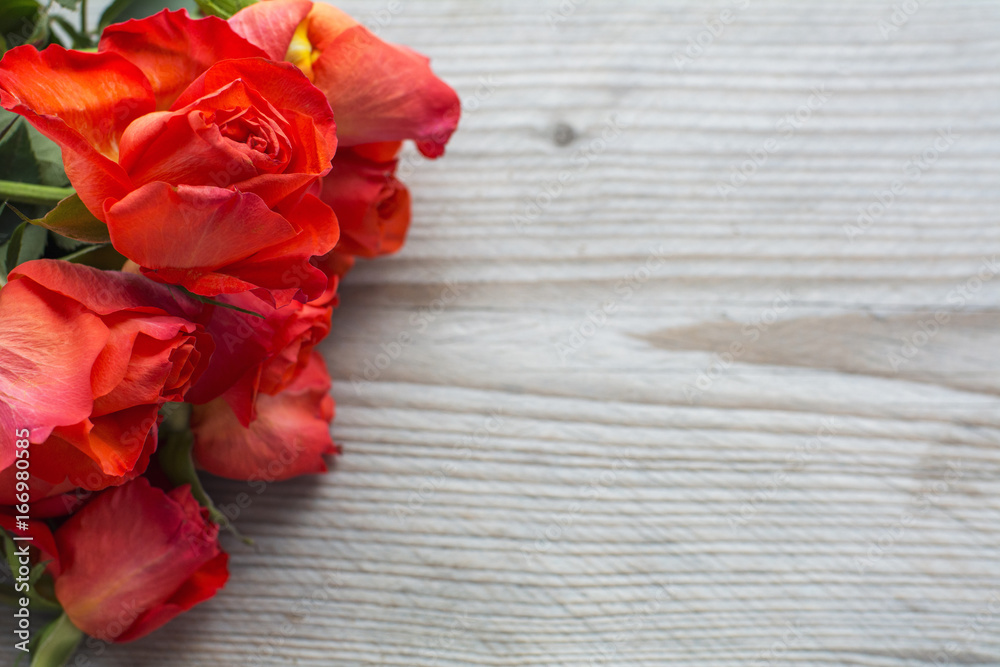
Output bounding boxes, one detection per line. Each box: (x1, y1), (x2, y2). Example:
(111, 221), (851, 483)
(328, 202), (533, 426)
(0, 0), (459, 663)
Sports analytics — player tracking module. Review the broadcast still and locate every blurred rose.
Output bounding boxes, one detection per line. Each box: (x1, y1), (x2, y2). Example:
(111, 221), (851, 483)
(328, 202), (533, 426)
(53, 478), (228, 642)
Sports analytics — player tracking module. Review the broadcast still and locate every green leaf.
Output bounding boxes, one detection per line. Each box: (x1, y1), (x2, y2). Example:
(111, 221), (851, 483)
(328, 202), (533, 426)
(1, 529), (18, 583)
(19, 222), (46, 264)
(0, 220), (45, 278)
(53, 0), (81, 10)
(194, 0), (256, 19)
(0, 108), (68, 188)
(26, 562), (60, 613)
(0, 114), (42, 186)
(24, 127), (69, 188)
(29, 613), (82, 667)
(62, 243), (126, 270)
(2, 222), (27, 281)
(114, 0), (197, 22)
(49, 232), (86, 252)
(27, 560), (49, 587)
(98, 0), (135, 29)
(24, 7), (49, 47)
(0, 529), (60, 614)
(0, 0), (41, 52)
(0, 113), (19, 143)
(10, 194), (109, 244)
(59, 243), (110, 263)
(48, 15), (90, 50)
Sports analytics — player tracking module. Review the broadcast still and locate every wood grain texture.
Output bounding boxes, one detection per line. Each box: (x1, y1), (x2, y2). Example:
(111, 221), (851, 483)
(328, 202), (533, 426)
(9, 0), (1000, 665)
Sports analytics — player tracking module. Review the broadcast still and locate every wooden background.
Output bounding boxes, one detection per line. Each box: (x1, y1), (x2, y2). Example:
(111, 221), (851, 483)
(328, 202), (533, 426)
(16, 0), (1000, 664)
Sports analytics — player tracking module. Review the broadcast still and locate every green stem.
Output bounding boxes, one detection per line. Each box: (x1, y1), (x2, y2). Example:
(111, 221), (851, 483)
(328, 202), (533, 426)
(79, 0), (86, 36)
(157, 427), (254, 545)
(30, 613), (83, 667)
(0, 181), (75, 207)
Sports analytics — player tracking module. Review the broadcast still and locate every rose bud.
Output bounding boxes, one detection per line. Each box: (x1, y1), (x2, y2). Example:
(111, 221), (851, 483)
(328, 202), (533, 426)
(185, 277), (337, 426)
(53, 478), (228, 642)
(319, 142), (411, 258)
(0, 10), (339, 304)
(229, 0), (461, 156)
(0, 260), (212, 502)
(191, 352), (336, 481)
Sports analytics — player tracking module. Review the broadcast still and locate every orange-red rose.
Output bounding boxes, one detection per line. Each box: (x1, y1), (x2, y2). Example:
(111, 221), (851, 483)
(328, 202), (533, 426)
(191, 352), (335, 481)
(0, 260), (212, 502)
(185, 276), (337, 426)
(229, 0), (460, 156)
(319, 141), (411, 258)
(0, 10), (339, 304)
(53, 478), (228, 642)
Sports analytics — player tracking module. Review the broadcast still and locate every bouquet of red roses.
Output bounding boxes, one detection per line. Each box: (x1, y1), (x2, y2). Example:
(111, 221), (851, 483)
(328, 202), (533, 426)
(0, 0), (458, 662)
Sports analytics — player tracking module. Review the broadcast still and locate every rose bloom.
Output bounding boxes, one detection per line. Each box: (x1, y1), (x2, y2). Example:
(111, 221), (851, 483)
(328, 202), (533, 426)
(191, 352), (336, 481)
(228, 0), (461, 269)
(229, 0), (460, 155)
(184, 275), (337, 425)
(0, 260), (212, 502)
(0, 10), (339, 304)
(53, 478), (228, 642)
(320, 141), (411, 259)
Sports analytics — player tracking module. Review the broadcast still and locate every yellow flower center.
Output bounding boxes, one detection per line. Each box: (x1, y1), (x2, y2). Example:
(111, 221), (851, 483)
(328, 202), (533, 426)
(285, 20), (321, 81)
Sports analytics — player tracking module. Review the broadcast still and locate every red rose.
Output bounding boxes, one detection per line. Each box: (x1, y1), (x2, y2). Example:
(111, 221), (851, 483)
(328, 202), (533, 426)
(229, 0), (461, 156)
(320, 141), (411, 258)
(185, 277), (337, 426)
(191, 352), (335, 481)
(0, 10), (339, 304)
(53, 478), (228, 642)
(0, 260), (212, 502)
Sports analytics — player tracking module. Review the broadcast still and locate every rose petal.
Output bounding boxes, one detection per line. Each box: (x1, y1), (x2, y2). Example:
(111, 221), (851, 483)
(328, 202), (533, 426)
(118, 80), (323, 207)
(228, 0), (314, 61)
(170, 58), (336, 161)
(320, 144), (411, 257)
(99, 9), (269, 110)
(90, 319), (205, 415)
(307, 4), (460, 155)
(54, 479), (226, 643)
(0, 279), (108, 468)
(105, 183), (298, 296)
(192, 352), (335, 480)
(213, 193), (338, 303)
(10, 259), (204, 320)
(116, 551), (229, 643)
(50, 405), (158, 479)
(0, 45), (153, 217)
(183, 292), (273, 406)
